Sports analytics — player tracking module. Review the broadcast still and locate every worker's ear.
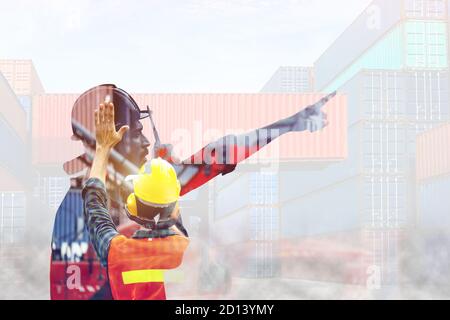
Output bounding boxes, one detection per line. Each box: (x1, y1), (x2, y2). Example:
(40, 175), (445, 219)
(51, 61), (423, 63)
(170, 203), (180, 220)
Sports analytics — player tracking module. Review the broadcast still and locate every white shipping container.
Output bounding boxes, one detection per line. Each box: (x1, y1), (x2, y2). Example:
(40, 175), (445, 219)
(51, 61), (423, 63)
(418, 176), (450, 228)
(340, 70), (450, 126)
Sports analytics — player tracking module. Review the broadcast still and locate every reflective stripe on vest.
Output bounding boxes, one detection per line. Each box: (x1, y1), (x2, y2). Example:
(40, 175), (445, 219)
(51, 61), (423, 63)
(108, 234), (189, 300)
(122, 270), (165, 284)
(122, 269), (185, 285)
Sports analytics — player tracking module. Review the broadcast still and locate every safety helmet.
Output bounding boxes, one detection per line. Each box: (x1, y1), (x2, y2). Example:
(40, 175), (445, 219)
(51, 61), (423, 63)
(71, 84), (141, 139)
(125, 158), (181, 228)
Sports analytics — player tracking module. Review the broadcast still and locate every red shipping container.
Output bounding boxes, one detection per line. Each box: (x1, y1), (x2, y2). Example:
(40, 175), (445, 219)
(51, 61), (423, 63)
(416, 122), (450, 181)
(0, 60), (44, 95)
(32, 93), (348, 165)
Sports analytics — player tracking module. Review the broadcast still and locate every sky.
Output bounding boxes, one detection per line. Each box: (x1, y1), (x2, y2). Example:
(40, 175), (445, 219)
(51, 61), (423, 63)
(0, 0), (373, 93)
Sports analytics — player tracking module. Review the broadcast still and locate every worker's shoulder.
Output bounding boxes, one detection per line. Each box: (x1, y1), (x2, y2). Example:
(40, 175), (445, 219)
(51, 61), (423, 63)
(111, 234), (189, 249)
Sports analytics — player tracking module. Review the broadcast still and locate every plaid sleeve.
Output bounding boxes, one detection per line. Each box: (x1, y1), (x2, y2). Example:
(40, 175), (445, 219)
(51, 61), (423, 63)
(82, 178), (119, 267)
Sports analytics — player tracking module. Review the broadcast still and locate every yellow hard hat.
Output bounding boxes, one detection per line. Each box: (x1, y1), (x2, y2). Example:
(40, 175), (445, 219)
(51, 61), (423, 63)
(125, 158), (181, 219)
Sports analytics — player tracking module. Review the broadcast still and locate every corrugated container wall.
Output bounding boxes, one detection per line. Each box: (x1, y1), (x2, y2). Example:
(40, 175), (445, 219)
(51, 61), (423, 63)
(0, 73), (27, 141)
(315, 0), (448, 91)
(213, 171), (279, 240)
(419, 177), (450, 228)
(280, 174), (363, 237)
(315, 0), (405, 90)
(416, 122), (450, 181)
(362, 228), (404, 285)
(405, 0), (448, 19)
(133, 93), (347, 162)
(260, 67), (314, 93)
(0, 167), (25, 191)
(0, 116), (28, 184)
(342, 70), (449, 126)
(0, 74), (29, 186)
(33, 93), (348, 165)
(323, 21), (448, 92)
(32, 94), (81, 165)
(286, 69), (450, 213)
(0, 60), (44, 96)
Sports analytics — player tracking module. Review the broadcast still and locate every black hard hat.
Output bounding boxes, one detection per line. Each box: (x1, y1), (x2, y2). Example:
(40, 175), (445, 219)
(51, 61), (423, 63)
(71, 84), (149, 141)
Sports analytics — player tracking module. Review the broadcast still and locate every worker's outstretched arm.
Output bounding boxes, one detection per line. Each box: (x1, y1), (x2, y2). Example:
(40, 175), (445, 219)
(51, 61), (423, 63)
(83, 101), (129, 266)
(161, 92), (337, 195)
(186, 91), (335, 165)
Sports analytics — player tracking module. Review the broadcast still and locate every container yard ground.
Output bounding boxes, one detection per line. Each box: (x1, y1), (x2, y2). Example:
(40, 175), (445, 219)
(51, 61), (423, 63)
(172, 277), (373, 300)
(173, 277), (450, 300)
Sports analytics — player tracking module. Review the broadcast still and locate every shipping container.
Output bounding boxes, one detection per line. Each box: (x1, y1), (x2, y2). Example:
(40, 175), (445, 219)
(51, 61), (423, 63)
(214, 171), (279, 217)
(416, 122), (450, 181)
(0, 60), (44, 95)
(280, 172), (408, 237)
(315, 0), (405, 90)
(260, 67), (314, 93)
(0, 167), (24, 191)
(315, 0), (448, 91)
(17, 95), (32, 132)
(0, 116), (30, 186)
(340, 70), (450, 126)
(32, 94), (83, 165)
(0, 73), (27, 141)
(0, 191), (26, 244)
(276, 118), (421, 203)
(322, 21), (448, 92)
(33, 175), (70, 211)
(280, 176), (362, 237)
(132, 93), (348, 162)
(33, 93), (348, 165)
(211, 171), (280, 258)
(405, 0), (448, 19)
(275, 124), (366, 203)
(418, 176), (450, 228)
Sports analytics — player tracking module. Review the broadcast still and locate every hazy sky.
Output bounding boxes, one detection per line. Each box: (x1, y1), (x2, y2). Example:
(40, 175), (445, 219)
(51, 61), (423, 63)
(0, 0), (372, 93)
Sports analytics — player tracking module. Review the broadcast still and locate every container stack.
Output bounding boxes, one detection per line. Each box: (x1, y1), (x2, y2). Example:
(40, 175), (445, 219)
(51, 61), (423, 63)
(0, 65), (35, 298)
(413, 123), (450, 291)
(260, 67), (314, 93)
(0, 60), (45, 134)
(306, 0), (450, 287)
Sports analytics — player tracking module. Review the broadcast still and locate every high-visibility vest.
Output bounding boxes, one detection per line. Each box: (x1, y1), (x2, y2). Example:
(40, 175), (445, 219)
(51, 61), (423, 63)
(107, 234), (190, 300)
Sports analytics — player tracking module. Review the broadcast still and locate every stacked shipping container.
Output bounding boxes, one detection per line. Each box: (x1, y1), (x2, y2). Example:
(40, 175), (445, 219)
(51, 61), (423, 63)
(260, 67), (314, 93)
(0, 73), (28, 243)
(417, 122), (450, 228)
(33, 93), (347, 165)
(323, 20), (448, 93)
(0, 63), (33, 299)
(315, 0), (448, 92)
(275, 0), (450, 287)
(411, 122), (450, 290)
(32, 92), (347, 285)
(212, 171), (280, 278)
(0, 60), (45, 133)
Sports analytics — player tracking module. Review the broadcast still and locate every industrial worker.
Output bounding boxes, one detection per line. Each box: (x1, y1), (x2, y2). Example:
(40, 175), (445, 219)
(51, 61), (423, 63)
(51, 84), (335, 300)
(83, 100), (189, 300)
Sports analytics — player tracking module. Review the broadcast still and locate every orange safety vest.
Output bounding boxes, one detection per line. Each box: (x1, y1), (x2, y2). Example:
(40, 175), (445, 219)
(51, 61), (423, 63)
(107, 234), (190, 300)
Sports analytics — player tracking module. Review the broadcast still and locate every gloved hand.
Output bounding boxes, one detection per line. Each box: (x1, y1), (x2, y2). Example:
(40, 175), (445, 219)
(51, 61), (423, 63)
(293, 91), (336, 132)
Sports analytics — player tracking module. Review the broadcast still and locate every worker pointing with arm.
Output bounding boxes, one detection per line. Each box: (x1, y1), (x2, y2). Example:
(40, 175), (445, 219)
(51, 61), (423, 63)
(83, 100), (189, 300)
